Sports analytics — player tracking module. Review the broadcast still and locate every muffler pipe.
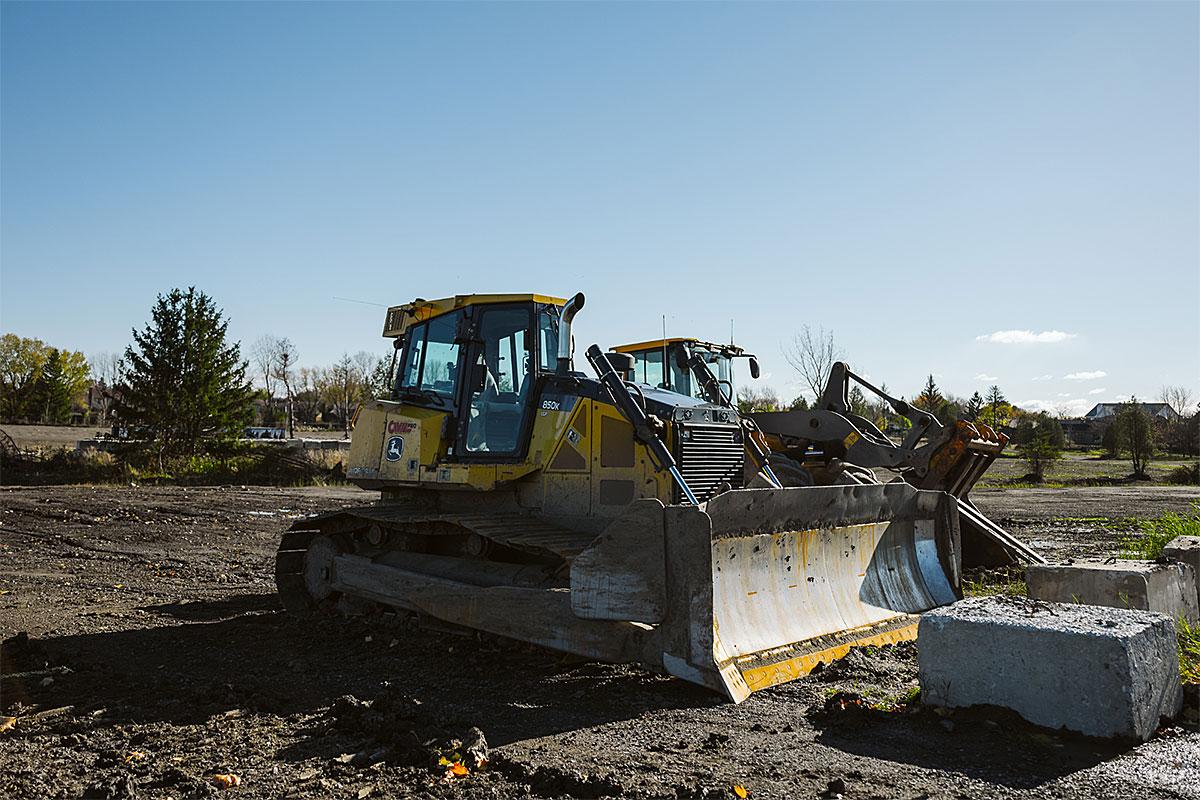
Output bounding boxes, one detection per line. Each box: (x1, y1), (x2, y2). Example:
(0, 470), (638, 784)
(557, 292), (586, 374)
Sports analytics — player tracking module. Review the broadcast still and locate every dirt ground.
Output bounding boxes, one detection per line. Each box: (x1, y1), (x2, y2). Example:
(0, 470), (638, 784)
(1, 484), (1198, 800)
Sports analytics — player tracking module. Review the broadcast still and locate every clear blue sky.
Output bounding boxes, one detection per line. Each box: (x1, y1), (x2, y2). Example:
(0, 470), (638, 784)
(3, 1), (1197, 413)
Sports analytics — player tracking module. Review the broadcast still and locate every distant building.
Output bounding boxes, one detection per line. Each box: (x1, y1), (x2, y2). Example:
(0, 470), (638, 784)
(1084, 403), (1178, 421)
(1060, 402), (1179, 446)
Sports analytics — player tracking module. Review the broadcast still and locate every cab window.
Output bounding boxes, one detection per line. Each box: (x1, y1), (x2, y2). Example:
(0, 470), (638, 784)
(537, 306), (560, 372)
(396, 310), (464, 401)
(637, 349), (666, 389)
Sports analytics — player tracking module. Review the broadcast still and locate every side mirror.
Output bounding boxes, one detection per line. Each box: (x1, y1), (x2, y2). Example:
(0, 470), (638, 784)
(748, 356), (761, 380)
(672, 343), (690, 370)
(604, 351), (635, 378)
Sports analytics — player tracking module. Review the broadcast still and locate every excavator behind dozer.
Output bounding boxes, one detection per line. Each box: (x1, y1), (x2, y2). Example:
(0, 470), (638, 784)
(276, 293), (966, 702)
(612, 339), (1044, 568)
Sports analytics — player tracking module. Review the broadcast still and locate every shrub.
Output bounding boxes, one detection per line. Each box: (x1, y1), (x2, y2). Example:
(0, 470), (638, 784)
(1014, 414), (1064, 482)
(1165, 463), (1200, 485)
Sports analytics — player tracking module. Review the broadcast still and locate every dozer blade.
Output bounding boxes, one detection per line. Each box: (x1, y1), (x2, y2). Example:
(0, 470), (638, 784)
(656, 483), (961, 701)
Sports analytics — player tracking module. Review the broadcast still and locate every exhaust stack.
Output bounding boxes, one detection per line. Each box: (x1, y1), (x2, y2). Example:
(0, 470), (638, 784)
(557, 292), (586, 374)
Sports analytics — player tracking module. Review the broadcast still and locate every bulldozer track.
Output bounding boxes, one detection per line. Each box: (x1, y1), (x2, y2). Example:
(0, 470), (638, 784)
(290, 507), (598, 562)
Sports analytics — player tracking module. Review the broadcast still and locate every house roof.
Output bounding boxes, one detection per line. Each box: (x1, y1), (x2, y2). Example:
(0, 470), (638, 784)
(1084, 402), (1176, 419)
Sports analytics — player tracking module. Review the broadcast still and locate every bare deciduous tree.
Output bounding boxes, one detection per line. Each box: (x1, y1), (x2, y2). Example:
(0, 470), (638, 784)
(251, 335), (280, 405)
(271, 338), (299, 438)
(1160, 385), (1194, 418)
(783, 325), (840, 401)
(319, 354), (359, 439)
(736, 386), (781, 414)
(87, 351), (124, 423)
(294, 367), (321, 425)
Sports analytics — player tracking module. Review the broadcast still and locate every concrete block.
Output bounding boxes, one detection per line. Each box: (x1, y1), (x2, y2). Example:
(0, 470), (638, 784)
(1026, 560), (1198, 624)
(918, 596), (1183, 741)
(1164, 536), (1200, 612)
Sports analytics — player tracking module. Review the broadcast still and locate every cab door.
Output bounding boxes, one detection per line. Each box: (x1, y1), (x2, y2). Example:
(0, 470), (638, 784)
(458, 304), (536, 458)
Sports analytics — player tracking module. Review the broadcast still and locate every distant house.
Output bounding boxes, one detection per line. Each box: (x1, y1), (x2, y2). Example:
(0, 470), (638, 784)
(1084, 403), (1178, 421)
(1060, 402), (1179, 446)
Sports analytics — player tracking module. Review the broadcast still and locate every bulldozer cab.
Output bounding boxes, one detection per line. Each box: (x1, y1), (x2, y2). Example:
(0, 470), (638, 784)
(390, 294), (564, 457)
(612, 338), (759, 405)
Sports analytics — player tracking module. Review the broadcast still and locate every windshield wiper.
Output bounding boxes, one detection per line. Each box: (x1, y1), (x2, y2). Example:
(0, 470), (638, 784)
(396, 387), (446, 407)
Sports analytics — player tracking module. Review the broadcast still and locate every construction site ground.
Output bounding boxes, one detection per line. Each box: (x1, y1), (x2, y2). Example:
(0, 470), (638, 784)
(2, 484), (1198, 800)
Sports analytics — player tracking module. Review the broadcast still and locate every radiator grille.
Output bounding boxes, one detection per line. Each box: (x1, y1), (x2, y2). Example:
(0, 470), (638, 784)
(674, 423), (745, 503)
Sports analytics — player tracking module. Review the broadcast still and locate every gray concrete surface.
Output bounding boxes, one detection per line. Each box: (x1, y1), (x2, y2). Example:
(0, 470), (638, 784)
(1026, 560), (1199, 624)
(918, 596), (1183, 741)
(1165, 536), (1200, 614)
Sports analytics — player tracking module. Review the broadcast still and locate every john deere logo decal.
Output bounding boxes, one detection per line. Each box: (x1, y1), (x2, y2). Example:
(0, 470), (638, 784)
(385, 436), (404, 462)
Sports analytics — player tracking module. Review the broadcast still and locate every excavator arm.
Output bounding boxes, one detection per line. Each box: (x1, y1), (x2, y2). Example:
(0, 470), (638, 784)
(752, 362), (1044, 566)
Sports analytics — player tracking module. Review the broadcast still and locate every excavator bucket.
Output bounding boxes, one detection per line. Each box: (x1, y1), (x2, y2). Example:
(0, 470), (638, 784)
(571, 482), (961, 701)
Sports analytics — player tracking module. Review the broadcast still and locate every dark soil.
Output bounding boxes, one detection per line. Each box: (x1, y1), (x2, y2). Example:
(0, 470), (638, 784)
(1, 485), (1197, 799)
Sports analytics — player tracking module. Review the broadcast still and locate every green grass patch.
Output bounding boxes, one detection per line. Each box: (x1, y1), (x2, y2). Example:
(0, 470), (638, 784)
(963, 567), (1027, 598)
(1117, 504), (1200, 560)
(1179, 617), (1200, 685)
(1050, 516), (1139, 530)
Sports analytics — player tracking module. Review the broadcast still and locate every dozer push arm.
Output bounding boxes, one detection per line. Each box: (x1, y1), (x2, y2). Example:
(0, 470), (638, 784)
(585, 344), (700, 505)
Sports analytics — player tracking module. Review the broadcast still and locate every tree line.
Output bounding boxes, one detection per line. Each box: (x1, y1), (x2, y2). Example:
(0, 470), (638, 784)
(736, 324), (1198, 483)
(0, 288), (392, 454)
(0, 334), (91, 424)
(248, 335), (390, 439)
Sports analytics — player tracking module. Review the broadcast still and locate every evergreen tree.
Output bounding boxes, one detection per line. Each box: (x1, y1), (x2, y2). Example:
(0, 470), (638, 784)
(914, 375), (944, 416)
(848, 385), (870, 418)
(965, 391), (984, 422)
(115, 288), (253, 456)
(37, 349), (74, 424)
(987, 385), (1007, 430)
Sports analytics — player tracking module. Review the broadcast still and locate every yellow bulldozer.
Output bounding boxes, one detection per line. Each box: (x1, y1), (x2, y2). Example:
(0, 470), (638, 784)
(277, 293), (974, 702)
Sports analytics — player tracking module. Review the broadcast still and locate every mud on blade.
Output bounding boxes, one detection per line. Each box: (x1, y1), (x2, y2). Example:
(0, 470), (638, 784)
(655, 483), (962, 701)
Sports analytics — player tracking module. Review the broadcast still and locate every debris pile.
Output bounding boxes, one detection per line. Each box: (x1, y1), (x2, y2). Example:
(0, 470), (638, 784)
(327, 684), (490, 776)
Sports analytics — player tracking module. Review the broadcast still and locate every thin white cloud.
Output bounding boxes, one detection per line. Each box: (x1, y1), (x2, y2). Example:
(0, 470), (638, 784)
(1056, 392), (1072, 397)
(1022, 398), (1093, 416)
(1064, 370), (1107, 381)
(974, 373), (997, 381)
(976, 330), (1076, 344)
(1088, 387), (1106, 395)
(1031, 374), (1054, 381)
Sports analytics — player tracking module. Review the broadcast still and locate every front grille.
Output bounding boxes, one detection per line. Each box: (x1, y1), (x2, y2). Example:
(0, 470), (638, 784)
(674, 423), (745, 503)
